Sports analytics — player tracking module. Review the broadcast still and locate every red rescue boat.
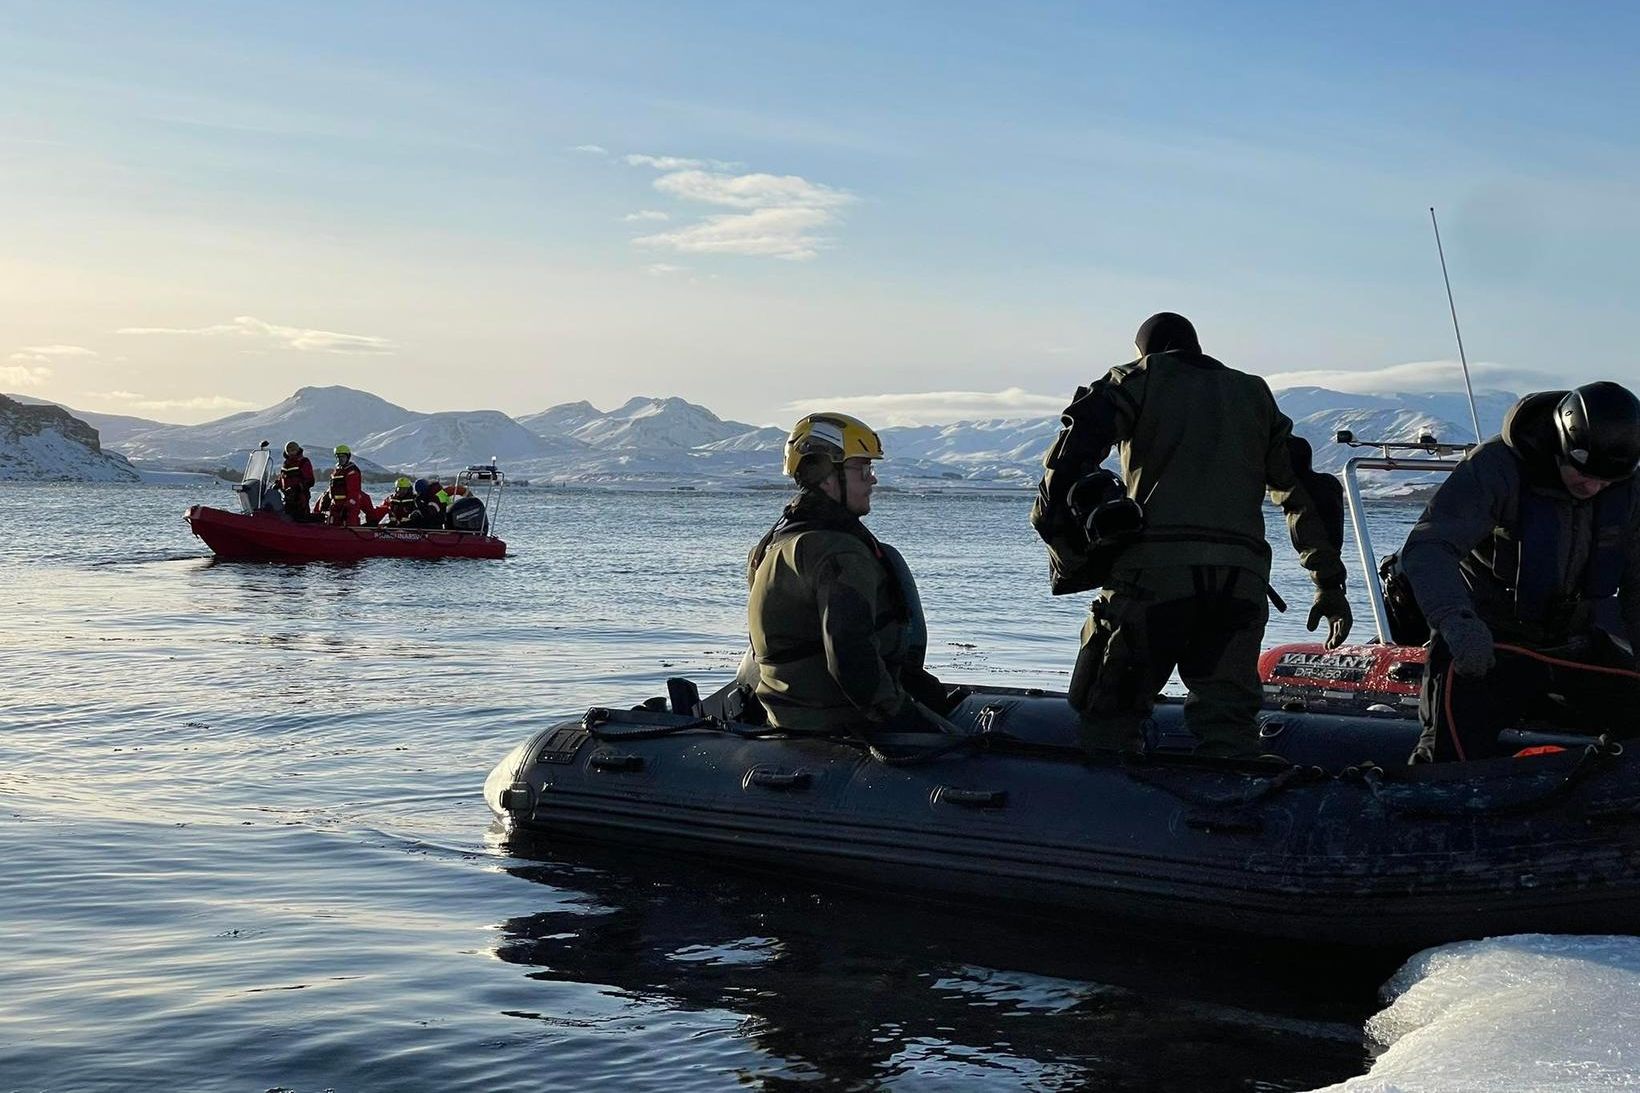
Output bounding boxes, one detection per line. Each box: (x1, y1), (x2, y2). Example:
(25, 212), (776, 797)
(185, 505), (506, 562)
(185, 444), (509, 562)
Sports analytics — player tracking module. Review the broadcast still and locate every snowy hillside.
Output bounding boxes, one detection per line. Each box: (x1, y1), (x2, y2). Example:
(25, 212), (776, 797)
(517, 400), (604, 436)
(357, 410), (588, 470)
(8, 396), (171, 449)
(19, 382), (1539, 492)
(562, 396), (759, 449)
(0, 395), (140, 481)
(116, 386), (415, 460)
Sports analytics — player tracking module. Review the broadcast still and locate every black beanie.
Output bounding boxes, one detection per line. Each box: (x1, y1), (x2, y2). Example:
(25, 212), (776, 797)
(1134, 312), (1201, 356)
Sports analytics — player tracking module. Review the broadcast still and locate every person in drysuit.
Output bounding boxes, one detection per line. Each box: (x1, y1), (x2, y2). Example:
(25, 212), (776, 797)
(1034, 312), (1352, 759)
(1400, 381), (1640, 763)
(278, 441), (315, 520)
(745, 413), (951, 734)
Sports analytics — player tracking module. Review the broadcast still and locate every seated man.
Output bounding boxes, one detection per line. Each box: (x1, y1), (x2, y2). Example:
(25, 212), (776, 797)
(374, 477), (417, 526)
(1401, 381), (1640, 762)
(745, 413), (950, 734)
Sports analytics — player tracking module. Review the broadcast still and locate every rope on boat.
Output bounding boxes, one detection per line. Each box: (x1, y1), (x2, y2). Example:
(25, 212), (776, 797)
(1345, 735), (1625, 817)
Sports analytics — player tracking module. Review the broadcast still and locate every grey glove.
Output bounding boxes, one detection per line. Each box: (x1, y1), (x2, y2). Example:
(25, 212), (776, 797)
(1306, 586), (1353, 650)
(1437, 609), (1496, 677)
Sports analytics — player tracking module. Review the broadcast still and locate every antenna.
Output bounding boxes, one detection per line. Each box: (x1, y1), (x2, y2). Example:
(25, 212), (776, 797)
(1429, 207), (1484, 443)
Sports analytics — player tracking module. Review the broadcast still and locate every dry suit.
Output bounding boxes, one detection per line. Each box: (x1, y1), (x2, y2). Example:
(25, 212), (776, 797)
(746, 490), (947, 734)
(1400, 391), (1640, 762)
(1040, 346), (1348, 757)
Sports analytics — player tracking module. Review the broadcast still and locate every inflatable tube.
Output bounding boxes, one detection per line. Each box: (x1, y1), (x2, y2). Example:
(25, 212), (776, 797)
(486, 682), (1640, 951)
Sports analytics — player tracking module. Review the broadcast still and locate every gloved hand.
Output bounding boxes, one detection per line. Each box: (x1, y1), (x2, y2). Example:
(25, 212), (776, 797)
(1306, 586), (1353, 650)
(1437, 609), (1496, 677)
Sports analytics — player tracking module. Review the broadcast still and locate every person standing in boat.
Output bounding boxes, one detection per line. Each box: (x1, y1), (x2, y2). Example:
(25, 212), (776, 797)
(1036, 312), (1353, 759)
(745, 413), (951, 734)
(316, 443), (366, 526)
(1400, 381), (1640, 763)
(278, 441), (315, 521)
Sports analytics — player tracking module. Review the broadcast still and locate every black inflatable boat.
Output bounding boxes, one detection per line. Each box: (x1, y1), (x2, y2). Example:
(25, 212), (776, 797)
(486, 436), (1640, 950)
(485, 669), (1640, 950)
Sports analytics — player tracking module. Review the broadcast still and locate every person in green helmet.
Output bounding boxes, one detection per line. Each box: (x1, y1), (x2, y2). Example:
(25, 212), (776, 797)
(374, 477), (417, 526)
(1033, 312), (1352, 759)
(745, 413), (952, 734)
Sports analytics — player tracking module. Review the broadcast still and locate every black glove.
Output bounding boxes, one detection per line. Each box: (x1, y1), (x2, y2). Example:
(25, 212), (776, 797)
(1306, 586), (1353, 650)
(1437, 610), (1495, 677)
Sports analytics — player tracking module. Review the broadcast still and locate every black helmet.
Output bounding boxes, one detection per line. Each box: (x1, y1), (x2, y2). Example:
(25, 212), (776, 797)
(1556, 382), (1640, 480)
(1066, 469), (1144, 546)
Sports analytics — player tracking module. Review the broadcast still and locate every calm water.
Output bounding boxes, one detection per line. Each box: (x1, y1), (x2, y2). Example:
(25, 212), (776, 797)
(3, 483), (1625, 1092)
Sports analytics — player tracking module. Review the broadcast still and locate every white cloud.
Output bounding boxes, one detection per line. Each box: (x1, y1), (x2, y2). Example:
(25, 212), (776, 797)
(0, 364), (53, 387)
(572, 144), (609, 154)
(626, 153), (705, 170)
(624, 153), (743, 171)
(91, 390), (257, 412)
(653, 169), (854, 211)
(610, 151), (858, 262)
(1264, 359), (1553, 395)
(784, 387), (1065, 426)
(643, 263), (689, 276)
(116, 315), (395, 355)
(635, 206), (840, 261)
(11, 344), (97, 361)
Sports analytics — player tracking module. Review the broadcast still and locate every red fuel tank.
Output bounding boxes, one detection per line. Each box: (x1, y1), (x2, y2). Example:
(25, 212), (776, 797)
(1258, 642), (1426, 714)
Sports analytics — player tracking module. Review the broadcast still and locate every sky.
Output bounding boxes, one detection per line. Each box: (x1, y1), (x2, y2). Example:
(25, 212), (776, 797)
(2, 0), (1637, 426)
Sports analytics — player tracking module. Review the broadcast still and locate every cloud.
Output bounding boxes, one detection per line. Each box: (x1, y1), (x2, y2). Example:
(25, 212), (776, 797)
(572, 144), (609, 155)
(0, 364), (53, 387)
(11, 344), (97, 362)
(1264, 359), (1554, 395)
(613, 153), (856, 261)
(624, 153), (743, 171)
(635, 206), (842, 261)
(116, 315), (395, 355)
(634, 169), (858, 262)
(643, 263), (689, 276)
(90, 391), (258, 412)
(784, 387), (1065, 426)
(653, 169), (854, 210)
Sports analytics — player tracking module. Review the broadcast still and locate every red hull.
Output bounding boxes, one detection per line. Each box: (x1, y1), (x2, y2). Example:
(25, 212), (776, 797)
(185, 505), (506, 562)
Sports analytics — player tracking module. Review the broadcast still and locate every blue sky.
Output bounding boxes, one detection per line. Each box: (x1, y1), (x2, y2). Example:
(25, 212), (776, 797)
(2, 1), (1637, 425)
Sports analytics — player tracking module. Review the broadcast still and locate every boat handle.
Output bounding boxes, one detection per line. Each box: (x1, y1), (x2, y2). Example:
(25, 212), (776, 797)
(745, 769), (811, 791)
(935, 786), (1008, 809)
(588, 752), (644, 773)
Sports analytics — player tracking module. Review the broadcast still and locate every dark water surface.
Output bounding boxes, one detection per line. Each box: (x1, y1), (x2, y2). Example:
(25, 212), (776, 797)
(1, 484), (1419, 1091)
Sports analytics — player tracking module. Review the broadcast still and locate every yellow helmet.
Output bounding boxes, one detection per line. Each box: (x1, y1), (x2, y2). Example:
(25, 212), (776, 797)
(782, 413), (884, 478)
(334, 443), (352, 456)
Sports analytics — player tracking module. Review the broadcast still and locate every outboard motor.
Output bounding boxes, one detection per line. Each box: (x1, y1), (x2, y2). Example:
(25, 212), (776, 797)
(447, 494), (487, 534)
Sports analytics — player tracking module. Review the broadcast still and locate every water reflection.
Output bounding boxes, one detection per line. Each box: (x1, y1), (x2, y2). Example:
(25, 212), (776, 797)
(495, 839), (1380, 1091)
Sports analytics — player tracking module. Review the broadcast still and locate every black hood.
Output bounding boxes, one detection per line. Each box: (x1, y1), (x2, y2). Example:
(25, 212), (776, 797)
(1134, 312), (1201, 356)
(1501, 390), (1569, 486)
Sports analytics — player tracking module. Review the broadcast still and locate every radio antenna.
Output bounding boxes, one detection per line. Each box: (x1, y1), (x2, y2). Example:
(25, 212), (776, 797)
(1429, 206), (1483, 442)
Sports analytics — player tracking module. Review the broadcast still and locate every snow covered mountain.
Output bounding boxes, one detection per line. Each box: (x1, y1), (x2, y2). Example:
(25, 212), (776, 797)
(115, 386), (415, 461)
(14, 382), (1532, 491)
(556, 396), (760, 449)
(0, 395), (140, 481)
(516, 400), (604, 437)
(8, 396), (171, 449)
(353, 410), (588, 470)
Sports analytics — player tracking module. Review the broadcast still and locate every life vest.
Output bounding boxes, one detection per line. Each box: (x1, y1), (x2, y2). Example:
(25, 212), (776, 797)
(1489, 486), (1628, 626)
(749, 504), (923, 674)
(329, 463), (360, 500)
(280, 455), (313, 491)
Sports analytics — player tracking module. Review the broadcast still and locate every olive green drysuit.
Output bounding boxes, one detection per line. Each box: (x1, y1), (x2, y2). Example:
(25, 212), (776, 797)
(746, 490), (946, 733)
(1038, 349), (1348, 757)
